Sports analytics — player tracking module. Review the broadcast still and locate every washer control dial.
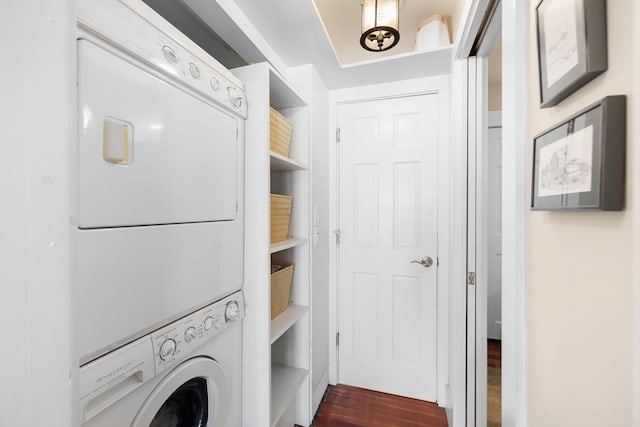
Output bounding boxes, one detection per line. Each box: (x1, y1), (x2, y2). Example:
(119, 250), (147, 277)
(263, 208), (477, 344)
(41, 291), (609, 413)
(204, 316), (215, 331)
(184, 326), (197, 343)
(159, 338), (177, 361)
(162, 46), (178, 64)
(225, 300), (241, 322)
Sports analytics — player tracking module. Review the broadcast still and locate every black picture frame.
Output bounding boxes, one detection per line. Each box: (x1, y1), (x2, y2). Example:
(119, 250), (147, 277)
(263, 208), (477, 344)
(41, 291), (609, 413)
(531, 96), (626, 211)
(536, 0), (608, 108)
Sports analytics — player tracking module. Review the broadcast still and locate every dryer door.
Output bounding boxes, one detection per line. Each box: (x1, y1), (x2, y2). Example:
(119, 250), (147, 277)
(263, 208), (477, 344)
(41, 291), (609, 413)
(132, 357), (228, 427)
(77, 39), (239, 228)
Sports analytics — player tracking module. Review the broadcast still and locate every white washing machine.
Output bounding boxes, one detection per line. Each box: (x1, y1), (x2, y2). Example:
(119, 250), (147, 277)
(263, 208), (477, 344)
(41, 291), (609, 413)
(79, 291), (244, 427)
(75, 0), (247, 364)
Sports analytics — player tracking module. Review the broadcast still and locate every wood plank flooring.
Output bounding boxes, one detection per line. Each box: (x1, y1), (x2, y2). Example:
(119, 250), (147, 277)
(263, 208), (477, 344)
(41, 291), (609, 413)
(309, 384), (448, 427)
(488, 339), (501, 368)
(304, 341), (501, 427)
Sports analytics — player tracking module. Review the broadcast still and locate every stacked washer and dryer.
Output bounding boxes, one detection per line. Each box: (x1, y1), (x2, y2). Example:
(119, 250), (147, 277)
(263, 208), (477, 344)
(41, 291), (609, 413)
(75, 0), (247, 425)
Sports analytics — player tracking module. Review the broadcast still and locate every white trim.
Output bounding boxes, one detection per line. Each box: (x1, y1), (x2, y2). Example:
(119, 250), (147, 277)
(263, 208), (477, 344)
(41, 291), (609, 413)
(328, 75), (451, 406)
(501, 1), (528, 426)
(475, 3), (502, 58)
(0, 1), (76, 425)
(447, 60), (470, 427)
(466, 57), (479, 427)
(632, 3), (640, 427)
(453, 0), (492, 60)
(488, 111), (502, 128)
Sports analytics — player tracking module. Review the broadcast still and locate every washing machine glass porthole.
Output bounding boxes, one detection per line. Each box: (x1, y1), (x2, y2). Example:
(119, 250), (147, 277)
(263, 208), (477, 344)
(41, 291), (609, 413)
(149, 377), (208, 427)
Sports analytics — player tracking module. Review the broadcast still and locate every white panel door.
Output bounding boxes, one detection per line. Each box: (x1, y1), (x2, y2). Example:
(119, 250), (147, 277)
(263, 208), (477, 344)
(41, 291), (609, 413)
(338, 94), (438, 401)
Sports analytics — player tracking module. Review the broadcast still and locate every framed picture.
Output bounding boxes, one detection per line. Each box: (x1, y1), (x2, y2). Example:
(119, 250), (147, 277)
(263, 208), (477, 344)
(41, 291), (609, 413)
(536, 0), (608, 108)
(531, 96), (626, 211)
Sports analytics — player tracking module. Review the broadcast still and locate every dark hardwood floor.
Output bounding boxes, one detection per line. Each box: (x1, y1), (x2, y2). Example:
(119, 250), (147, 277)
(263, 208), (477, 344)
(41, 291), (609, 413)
(308, 384), (448, 427)
(488, 339), (501, 369)
(303, 341), (501, 427)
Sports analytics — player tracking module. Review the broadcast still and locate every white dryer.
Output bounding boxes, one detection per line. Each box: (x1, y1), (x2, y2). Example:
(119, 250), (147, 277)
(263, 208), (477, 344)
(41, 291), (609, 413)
(79, 291), (244, 427)
(75, 0), (247, 364)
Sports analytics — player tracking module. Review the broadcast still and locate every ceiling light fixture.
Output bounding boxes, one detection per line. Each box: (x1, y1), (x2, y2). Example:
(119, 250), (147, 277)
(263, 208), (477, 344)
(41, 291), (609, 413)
(360, 0), (400, 52)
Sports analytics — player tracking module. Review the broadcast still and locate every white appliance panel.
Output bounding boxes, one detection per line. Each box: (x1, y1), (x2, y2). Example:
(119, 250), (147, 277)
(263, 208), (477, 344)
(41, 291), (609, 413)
(80, 291), (244, 427)
(77, 221), (243, 363)
(78, 39), (239, 228)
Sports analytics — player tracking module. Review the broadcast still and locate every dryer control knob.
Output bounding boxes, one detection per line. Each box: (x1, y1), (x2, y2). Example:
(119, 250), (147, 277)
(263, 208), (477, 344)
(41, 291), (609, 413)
(159, 338), (177, 361)
(162, 46), (178, 64)
(184, 326), (197, 343)
(227, 87), (243, 109)
(204, 316), (215, 331)
(225, 300), (241, 322)
(189, 63), (201, 79)
(210, 76), (220, 91)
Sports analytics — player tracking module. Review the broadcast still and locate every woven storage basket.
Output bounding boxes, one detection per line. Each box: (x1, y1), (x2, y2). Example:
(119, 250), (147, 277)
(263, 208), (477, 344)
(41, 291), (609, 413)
(270, 194), (293, 243)
(269, 107), (293, 157)
(271, 262), (294, 319)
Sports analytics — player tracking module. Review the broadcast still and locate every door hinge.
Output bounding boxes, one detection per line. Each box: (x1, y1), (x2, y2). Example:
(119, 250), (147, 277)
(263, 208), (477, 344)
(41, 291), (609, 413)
(336, 332), (340, 346)
(467, 272), (476, 286)
(336, 128), (341, 143)
(334, 229), (342, 244)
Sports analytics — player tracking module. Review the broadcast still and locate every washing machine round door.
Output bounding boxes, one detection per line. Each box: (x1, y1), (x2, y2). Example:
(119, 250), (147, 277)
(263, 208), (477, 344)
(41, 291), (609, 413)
(131, 357), (228, 427)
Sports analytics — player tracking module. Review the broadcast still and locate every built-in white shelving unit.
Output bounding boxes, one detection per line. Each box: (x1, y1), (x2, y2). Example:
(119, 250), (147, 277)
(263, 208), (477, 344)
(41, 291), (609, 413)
(270, 238), (307, 254)
(234, 62), (311, 427)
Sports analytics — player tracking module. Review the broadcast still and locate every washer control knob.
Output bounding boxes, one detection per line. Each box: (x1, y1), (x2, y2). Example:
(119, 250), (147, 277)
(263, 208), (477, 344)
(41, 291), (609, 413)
(204, 316), (215, 331)
(162, 46), (178, 64)
(189, 63), (201, 79)
(184, 326), (197, 343)
(225, 300), (241, 322)
(159, 338), (177, 361)
(210, 76), (220, 91)
(227, 86), (243, 109)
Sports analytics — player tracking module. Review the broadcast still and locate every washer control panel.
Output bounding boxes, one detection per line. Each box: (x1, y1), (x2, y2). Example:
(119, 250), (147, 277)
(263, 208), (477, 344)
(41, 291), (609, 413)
(78, 290), (244, 423)
(151, 291), (245, 373)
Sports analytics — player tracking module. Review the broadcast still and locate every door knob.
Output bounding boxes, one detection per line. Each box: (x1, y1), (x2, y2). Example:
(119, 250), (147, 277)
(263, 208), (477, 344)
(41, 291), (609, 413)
(411, 256), (433, 268)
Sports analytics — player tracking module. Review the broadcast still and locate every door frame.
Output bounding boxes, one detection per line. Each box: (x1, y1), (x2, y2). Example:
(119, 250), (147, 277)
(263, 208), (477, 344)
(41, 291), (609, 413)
(328, 75), (451, 405)
(452, 1), (529, 426)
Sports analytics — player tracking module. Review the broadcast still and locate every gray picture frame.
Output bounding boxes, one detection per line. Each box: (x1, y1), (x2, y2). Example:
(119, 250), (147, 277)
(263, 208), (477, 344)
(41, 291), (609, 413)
(531, 96), (626, 211)
(536, 0), (608, 108)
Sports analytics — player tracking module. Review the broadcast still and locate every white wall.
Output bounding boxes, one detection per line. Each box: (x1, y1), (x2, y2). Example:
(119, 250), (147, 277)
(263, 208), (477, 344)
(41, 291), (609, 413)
(0, 1), (76, 426)
(488, 82), (502, 111)
(289, 64), (331, 416)
(526, 1), (637, 425)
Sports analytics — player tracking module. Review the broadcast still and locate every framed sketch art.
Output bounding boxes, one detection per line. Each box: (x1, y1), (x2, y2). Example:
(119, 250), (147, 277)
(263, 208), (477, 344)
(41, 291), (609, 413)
(531, 96), (626, 211)
(536, 0), (608, 108)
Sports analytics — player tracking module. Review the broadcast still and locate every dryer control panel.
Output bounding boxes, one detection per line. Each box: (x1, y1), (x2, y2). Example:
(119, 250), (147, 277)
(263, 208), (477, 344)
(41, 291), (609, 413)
(77, 0), (247, 118)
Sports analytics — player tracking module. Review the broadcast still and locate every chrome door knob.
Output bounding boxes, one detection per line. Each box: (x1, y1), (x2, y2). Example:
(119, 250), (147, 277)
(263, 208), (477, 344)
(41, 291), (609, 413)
(411, 256), (433, 268)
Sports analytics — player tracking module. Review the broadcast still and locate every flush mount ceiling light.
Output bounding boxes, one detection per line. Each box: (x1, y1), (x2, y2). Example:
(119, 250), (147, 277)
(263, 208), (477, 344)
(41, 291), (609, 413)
(360, 0), (400, 52)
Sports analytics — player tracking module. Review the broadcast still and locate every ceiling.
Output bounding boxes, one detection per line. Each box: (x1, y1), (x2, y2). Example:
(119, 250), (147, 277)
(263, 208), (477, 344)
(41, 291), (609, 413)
(143, 0), (463, 88)
(313, 0), (456, 65)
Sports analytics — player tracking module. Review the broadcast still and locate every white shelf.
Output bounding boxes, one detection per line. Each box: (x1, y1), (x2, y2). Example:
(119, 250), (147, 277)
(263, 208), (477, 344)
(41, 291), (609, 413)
(270, 237), (307, 254)
(270, 304), (309, 344)
(271, 364), (308, 427)
(270, 151), (307, 171)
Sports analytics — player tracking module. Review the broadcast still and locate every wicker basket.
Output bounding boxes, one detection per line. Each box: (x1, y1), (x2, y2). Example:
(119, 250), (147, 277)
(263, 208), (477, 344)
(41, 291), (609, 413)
(270, 194), (293, 243)
(271, 262), (294, 319)
(269, 107), (293, 157)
